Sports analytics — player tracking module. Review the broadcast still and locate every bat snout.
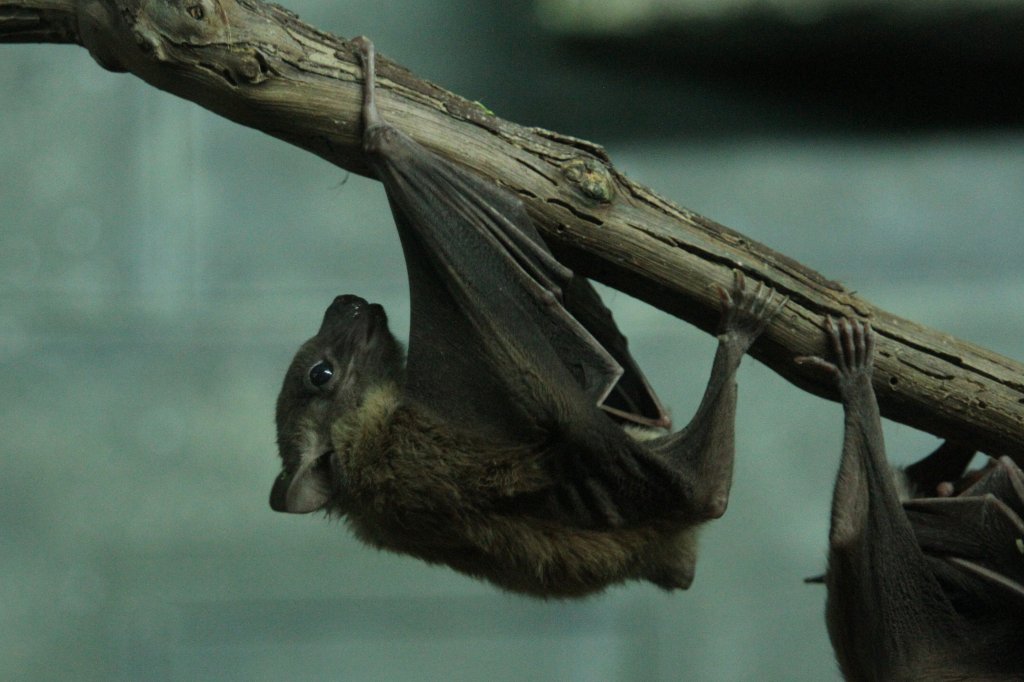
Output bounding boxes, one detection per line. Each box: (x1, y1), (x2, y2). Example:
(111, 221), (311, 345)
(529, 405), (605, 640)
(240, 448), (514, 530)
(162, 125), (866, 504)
(329, 294), (370, 311)
(320, 295), (389, 337)
(327, 295), (385, 319)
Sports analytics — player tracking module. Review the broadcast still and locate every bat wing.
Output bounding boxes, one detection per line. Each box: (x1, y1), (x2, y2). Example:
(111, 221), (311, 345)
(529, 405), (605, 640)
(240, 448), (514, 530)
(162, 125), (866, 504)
(561, 276), (669, 428)
(349, 38), (686, 531)
(959, 455), (1024, 510)
(367, 128), (616, 435)
(357, 53), (666, 440)
(905, 456), (1024, 609)
(902, 439), (976, 496)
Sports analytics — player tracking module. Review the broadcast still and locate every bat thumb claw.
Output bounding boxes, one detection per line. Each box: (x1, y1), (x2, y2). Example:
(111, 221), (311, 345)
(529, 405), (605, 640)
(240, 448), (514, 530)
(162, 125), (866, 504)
(794, 355), (837, 375)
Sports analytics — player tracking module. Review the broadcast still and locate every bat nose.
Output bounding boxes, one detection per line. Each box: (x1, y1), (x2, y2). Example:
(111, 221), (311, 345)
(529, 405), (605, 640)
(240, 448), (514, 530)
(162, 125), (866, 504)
(328, 294), (377, 318)
(333, 294), (368, 308)
(331, 295), (384, 318)
(320, 295), (387, 334)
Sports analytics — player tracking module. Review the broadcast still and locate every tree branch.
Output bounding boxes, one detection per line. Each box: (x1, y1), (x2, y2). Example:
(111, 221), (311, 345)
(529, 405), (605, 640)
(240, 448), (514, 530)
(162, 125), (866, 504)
(3, 0), (1023, 455)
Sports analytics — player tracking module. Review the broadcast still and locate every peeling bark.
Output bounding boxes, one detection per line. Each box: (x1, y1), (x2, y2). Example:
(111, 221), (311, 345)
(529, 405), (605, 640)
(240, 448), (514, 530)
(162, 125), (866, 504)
(2, 0), (1023, 454)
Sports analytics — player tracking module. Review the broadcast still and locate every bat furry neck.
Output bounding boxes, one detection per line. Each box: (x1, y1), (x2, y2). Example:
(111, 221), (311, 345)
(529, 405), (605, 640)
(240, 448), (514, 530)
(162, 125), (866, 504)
(330, 382), (401, 453)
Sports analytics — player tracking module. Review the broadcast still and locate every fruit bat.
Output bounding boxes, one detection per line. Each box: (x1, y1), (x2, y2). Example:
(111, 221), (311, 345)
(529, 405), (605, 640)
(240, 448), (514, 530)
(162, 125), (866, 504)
(798, 318), (1024, 680)
(269, 36), (787, 597)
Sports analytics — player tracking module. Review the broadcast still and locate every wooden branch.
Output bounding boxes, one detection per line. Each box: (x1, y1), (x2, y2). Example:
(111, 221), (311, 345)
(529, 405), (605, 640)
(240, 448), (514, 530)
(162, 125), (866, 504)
(3, 0), (1023, 455)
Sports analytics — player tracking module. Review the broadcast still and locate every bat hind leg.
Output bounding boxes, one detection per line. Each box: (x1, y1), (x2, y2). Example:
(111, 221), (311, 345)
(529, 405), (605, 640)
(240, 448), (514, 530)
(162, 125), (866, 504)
(656, 270), (787, 520)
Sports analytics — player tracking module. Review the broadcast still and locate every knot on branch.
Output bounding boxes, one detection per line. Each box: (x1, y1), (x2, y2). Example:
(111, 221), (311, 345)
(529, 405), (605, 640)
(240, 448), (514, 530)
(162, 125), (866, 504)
(131, 0), (273, 85)
(562, 156), (614, 204)
(76, 0), (282, 84)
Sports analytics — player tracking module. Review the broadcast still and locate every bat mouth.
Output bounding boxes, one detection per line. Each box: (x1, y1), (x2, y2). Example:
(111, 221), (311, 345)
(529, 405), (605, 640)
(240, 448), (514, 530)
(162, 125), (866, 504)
(348, 305), (387, 352)
(313, 449), (350, 514)
(313, 448), (336, 473)
(269, 448), (339, 514)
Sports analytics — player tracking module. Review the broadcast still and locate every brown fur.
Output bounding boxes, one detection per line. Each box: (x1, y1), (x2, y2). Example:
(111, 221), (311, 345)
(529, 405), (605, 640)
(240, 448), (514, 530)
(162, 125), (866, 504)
(270, 272), (783, 596)
(332, 384), (697, 597)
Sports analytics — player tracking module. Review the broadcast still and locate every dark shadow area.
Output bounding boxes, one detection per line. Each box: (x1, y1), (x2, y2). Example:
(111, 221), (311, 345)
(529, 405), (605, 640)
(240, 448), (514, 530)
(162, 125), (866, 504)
(509, 7), (1024, 139)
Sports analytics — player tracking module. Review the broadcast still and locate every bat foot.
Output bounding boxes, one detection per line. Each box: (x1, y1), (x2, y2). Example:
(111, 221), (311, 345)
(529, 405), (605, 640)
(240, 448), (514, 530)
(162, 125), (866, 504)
(798, 317), (875, 394)
(350, 35), (372, 54)
(351, 35), (384, 134)
(715, 269), (788, 350)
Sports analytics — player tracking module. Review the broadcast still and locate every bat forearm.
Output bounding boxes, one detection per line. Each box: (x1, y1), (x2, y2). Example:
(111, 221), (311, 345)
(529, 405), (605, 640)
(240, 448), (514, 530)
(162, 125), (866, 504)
(683, 340), (743, 439)
(660, 369), (738, 519)
(828, 399), (879, 548)
(649, 273), (784, 519)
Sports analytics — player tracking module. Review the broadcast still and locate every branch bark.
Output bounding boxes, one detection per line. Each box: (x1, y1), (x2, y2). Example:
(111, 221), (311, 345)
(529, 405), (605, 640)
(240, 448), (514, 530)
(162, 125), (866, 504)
(3, 0), (1023, 455)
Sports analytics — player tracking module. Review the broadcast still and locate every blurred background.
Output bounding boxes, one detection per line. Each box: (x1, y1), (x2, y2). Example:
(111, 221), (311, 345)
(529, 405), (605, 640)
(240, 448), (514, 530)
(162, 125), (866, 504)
(2, 0), (1024, 679)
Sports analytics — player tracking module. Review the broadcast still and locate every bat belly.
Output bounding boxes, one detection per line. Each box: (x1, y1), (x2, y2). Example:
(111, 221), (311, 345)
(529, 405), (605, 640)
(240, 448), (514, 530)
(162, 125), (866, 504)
(345, 469), (697, 597)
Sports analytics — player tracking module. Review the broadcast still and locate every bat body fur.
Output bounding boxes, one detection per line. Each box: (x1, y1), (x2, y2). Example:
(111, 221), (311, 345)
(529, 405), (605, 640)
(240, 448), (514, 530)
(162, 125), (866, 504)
(331, 381), (701, 596)
(801, 319), (1024, 680)
(269, 37), (786, 597)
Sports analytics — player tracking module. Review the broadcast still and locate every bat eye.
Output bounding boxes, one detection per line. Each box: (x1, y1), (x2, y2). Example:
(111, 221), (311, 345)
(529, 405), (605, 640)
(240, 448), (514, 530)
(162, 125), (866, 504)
(308, 361), (335, 387)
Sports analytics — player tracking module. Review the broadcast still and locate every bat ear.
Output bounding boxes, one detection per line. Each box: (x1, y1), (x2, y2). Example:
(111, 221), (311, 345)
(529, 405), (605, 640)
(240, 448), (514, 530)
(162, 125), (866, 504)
(269, 460), (331, 514)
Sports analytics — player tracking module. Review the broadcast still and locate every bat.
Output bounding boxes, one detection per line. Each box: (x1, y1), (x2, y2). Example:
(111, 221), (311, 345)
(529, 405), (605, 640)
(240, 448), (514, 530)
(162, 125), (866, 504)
(269, 36), (787, 598)
(798, 318), (1024, 680)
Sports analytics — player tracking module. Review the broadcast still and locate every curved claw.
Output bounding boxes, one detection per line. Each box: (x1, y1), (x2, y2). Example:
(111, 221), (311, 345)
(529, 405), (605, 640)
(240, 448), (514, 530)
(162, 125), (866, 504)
(833, 318), (874, 379)
(799, 316), (875, 385)
(717, 269), (788, 344)
(713, 269), (743, 310)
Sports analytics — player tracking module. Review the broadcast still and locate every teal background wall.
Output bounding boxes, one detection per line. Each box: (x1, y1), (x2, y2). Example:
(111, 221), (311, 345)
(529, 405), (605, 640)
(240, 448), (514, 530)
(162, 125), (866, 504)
(3, 2), (1023, 680)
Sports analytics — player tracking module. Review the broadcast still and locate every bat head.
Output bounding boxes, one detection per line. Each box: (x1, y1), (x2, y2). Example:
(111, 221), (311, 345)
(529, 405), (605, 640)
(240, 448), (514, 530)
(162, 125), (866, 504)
(270, 294), (404, 514)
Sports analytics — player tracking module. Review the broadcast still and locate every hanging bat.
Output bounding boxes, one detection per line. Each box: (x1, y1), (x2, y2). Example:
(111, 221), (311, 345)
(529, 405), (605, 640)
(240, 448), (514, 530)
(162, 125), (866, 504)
(798, 318), (1024, 680)
(269, 36), (787, 597)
